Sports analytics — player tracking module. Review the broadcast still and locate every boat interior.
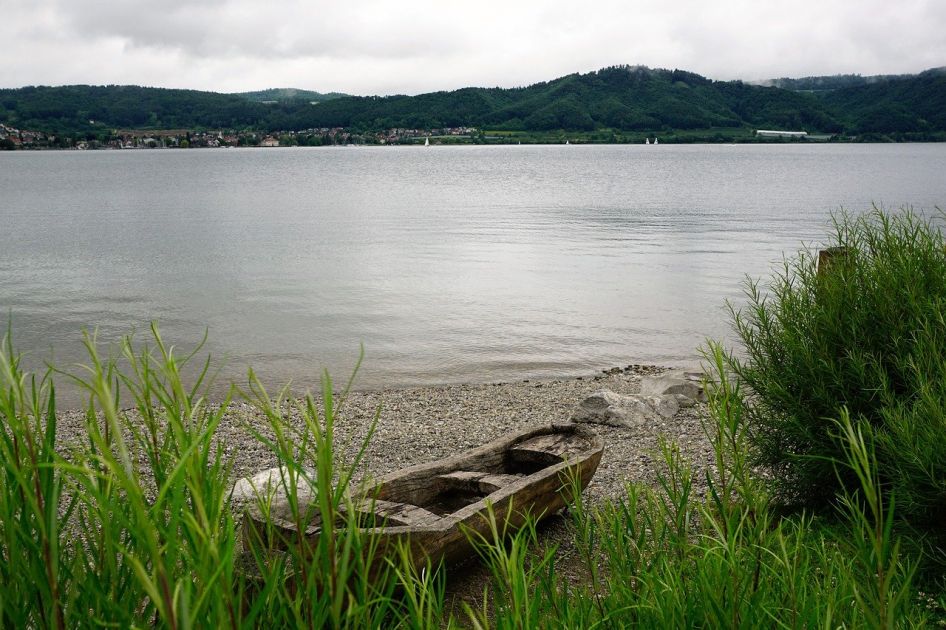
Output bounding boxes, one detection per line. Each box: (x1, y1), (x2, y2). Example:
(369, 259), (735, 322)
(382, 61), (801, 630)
(357, 430), (597, 526)
(247, 427), (600, 537)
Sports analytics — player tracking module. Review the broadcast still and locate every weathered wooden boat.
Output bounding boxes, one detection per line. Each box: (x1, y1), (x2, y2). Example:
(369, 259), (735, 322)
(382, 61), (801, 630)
(242, 422), (603, 569)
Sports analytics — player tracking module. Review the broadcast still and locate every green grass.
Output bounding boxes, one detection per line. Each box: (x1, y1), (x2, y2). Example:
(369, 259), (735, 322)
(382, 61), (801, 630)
(0, 324), (940, 627)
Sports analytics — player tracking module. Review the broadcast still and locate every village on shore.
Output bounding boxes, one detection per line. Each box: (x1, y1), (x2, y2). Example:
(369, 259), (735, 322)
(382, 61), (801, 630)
(1, 120), (832, 151)
(0, 122), (481, 150)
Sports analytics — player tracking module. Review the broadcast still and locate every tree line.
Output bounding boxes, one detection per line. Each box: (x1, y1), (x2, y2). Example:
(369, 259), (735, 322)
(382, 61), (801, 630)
(1, 66), (944, 139)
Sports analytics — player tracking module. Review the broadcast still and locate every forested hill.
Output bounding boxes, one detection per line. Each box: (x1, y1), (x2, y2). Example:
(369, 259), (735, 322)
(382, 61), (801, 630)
(819, 68), (946, 134)
(0, 85), (272, 135)
(2, 66), (944, 138)
(301, 67), (843, 133)
(759, 71), (936, 92)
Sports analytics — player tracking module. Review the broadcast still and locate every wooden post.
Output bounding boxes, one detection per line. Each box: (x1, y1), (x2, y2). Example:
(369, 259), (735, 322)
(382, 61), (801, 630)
(818, 247), (849, 275)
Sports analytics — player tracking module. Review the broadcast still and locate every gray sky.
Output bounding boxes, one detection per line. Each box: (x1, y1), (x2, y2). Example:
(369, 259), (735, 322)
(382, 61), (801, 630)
(3, 0), (945, 95)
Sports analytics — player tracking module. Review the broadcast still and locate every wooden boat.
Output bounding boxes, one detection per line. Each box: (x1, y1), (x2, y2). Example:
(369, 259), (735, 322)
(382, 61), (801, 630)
(242, 422), (603, 569)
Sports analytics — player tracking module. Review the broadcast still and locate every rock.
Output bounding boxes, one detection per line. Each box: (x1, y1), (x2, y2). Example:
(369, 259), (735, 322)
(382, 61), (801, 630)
(571, 390), (679, 428)
(231, 465), (315, 507)
(645, 395), (679, 419)
(571, 390), (639, 427)
(639, 370), (706, 402)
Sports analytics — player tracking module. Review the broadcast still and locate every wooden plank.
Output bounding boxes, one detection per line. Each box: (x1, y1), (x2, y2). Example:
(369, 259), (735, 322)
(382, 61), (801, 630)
(362, 500), (441, 526)
(818, 247), (849, 275)
(437, 470), (524, 493)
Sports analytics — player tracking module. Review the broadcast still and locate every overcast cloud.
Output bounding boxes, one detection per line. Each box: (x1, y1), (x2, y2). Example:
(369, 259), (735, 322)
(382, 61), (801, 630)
(2, 0), (945, 94)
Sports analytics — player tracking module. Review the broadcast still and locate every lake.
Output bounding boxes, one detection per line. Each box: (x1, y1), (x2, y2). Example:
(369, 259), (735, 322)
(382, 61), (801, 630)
(2, 143), (945, 402)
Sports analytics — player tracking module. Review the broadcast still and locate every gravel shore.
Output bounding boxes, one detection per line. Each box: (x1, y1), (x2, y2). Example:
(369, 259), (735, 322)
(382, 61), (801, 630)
(57, 363), (714, 505)
(54, 362), (715, 611)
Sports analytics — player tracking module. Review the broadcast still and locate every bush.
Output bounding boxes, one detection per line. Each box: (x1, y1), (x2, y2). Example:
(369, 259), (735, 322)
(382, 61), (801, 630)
(727, 208), (946, 515)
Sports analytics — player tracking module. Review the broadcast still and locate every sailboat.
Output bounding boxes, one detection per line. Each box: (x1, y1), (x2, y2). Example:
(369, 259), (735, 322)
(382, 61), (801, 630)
(424, 137), (430, 147)
(653, 138), (659, 145)
(645, 138), (650, 145)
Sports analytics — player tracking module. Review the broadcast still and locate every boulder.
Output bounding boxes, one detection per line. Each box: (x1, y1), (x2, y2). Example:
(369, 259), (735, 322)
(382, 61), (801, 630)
(231, 466), (315, 509)
(639, 370), (706, 402)
(646, 394), (680, 419)
(571, 390), (679, 428)
(673, 393), (697, 409)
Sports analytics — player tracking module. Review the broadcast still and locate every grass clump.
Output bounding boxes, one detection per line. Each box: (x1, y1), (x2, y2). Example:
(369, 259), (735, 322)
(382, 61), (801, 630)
(0, 326), (242, 627)
(726, 207), (946, 515)
(0, 325), (446, 628)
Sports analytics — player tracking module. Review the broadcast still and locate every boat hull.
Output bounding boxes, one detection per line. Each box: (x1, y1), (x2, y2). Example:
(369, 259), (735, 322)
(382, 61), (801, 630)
(243, 422), (603, 570)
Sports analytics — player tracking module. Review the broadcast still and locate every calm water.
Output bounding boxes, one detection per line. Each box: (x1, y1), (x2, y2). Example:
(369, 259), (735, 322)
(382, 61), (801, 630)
(2, 144), (945, 401)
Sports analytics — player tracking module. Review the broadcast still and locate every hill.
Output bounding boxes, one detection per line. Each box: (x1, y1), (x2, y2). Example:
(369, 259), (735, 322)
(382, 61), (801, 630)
(818, 68), (946, 135)
(759, 72), (922, 92)
(298, 66), (842, 133)
(1, 66), (944, 141)
(0, 85), (269, 136)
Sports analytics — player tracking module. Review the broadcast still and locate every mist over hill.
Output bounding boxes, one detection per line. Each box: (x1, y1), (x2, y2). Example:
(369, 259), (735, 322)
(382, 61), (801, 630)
(233, 88), (349, 103)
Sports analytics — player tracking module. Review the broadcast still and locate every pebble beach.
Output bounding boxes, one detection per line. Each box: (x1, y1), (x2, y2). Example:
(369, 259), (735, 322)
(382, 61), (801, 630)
(52, 362), (716, 609)
(56, 363), (714, 505)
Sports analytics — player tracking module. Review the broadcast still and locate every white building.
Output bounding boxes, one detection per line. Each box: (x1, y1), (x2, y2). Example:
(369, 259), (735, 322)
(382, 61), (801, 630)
(756, 130), (808, 138)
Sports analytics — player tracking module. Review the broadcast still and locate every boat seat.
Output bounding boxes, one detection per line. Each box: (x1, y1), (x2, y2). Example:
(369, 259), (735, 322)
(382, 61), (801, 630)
(357, 499), (441, 527)
(436, 470), (524, 494)
(509, 433), (586, 465)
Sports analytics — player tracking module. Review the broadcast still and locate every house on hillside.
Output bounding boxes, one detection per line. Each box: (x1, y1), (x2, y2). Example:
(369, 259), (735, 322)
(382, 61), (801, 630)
(260, 136), (279, 147)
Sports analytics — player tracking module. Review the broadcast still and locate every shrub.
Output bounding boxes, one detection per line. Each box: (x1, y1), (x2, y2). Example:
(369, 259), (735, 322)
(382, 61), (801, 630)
(727, 208), (946, 514)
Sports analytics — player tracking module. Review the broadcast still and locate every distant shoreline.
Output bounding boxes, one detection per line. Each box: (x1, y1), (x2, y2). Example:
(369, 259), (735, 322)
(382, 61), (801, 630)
(4, 136), (945, 152)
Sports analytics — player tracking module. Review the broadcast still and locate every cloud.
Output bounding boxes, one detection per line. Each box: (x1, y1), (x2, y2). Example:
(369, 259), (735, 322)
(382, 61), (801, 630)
(2, 0), (945, 94)
(45, 0), (476, 60)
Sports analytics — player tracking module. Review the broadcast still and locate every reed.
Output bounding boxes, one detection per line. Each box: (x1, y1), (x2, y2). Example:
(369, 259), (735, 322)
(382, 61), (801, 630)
(0, 310), (940, 626)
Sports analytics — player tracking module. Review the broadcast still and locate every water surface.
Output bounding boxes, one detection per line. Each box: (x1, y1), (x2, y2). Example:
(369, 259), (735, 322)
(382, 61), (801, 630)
(2, 144), (945, 402)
